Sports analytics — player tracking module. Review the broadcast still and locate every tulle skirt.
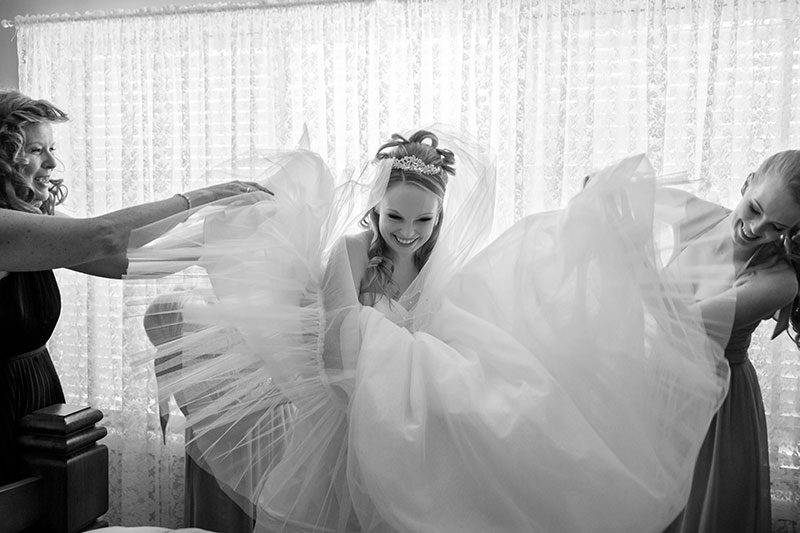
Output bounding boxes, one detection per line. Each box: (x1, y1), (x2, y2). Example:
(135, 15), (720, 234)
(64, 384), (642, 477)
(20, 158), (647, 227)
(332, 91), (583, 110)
(127, 150), (731, 533)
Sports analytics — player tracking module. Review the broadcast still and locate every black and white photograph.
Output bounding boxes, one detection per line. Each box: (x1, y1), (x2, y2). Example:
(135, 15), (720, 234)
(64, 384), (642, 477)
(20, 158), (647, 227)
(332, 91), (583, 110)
(1, 1), (799, 532)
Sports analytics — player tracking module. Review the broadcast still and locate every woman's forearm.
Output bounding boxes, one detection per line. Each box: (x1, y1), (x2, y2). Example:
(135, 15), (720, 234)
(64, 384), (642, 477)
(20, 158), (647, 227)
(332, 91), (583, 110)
(1, 182), (267, 273)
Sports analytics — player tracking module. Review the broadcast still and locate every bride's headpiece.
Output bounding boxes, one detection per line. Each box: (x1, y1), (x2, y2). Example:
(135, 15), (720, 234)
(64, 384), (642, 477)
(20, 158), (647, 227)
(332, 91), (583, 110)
(391, 155), (442, 176)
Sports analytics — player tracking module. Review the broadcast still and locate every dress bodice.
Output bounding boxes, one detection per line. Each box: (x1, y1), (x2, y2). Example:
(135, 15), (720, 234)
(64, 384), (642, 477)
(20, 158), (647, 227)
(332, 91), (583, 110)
(372, 297), (412, 328)
(0, 270), (61, 357)
(725, 320), (760, 364)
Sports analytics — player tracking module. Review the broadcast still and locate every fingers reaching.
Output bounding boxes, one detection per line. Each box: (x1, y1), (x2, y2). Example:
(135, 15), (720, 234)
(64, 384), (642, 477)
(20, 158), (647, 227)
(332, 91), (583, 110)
(239, 181), (273, 196)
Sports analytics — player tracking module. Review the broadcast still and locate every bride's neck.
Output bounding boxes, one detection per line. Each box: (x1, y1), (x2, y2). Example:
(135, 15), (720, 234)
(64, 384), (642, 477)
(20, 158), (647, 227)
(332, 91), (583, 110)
(389, 255), (419, 295)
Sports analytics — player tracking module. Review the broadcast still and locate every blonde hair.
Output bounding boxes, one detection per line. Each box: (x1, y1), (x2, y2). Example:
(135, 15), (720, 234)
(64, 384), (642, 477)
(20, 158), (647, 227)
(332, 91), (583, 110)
(0, 90), (69, 215)
(750, 150), (800, 347)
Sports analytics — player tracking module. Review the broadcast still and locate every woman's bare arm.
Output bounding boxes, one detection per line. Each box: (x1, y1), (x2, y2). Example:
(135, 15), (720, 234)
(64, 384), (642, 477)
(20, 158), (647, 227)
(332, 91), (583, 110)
(694, 263), (798, 346)
(0, 182), (268, 274)
(344, 232), (370, 294)
(0, 207), (128, 271)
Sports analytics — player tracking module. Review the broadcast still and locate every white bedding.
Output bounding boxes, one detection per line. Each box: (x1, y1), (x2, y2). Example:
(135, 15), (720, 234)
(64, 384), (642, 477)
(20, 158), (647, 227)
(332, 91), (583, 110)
(95, 526), (213, 533)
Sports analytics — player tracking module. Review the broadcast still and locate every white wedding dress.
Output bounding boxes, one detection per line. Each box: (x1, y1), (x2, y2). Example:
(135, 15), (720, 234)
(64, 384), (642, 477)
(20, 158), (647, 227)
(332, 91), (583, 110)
(127, 129), (732, 533)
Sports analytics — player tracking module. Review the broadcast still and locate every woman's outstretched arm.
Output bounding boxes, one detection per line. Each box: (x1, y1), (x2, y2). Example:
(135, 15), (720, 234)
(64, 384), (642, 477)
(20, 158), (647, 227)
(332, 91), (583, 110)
(0, 182), (269, 274)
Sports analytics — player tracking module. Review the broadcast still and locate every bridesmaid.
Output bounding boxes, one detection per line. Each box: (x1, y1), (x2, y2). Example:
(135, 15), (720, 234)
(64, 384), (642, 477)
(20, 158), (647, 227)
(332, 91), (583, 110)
(665, 150), (800, 532)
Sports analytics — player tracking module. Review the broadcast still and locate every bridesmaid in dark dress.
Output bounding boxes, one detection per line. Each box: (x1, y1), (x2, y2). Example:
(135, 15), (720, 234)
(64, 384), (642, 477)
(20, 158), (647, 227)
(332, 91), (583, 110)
(0, 270), (64, 484)
(0, 89), (270, 486)
(662, 152), (800, 532)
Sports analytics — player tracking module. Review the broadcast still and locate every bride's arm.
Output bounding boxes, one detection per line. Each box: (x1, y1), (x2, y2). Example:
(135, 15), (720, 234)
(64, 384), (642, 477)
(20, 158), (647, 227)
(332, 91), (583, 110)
(343, 232), (370, 297)
(319, 233), (369, 375)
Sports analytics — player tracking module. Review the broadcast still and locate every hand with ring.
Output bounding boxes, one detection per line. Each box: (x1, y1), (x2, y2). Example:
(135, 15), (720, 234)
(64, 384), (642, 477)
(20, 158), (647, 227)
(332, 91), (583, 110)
(177, 180), (273, 210)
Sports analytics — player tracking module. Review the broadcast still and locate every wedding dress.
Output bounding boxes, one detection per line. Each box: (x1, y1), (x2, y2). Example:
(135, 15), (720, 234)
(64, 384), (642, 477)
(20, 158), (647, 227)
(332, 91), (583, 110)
(127, 128), (732, 533)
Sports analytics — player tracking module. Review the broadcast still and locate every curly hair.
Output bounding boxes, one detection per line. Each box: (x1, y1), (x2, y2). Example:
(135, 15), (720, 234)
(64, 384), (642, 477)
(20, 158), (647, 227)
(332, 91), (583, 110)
(358, 130), (455, 306)
(0, 89), (69, 215)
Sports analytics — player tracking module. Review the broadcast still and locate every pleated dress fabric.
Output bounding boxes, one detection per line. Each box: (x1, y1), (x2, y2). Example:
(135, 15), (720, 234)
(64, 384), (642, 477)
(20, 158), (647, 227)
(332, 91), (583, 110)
(665, 319), (771, 533)
(0, 270), (65, 484)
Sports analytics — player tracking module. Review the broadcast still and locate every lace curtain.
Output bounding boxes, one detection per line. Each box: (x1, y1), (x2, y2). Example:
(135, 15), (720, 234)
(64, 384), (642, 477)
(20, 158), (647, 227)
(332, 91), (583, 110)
(13, 0), (800, 527)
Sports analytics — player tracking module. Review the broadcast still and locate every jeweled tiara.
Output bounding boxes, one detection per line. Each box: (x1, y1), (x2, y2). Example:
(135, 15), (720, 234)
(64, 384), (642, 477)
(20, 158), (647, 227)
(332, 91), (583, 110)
(391, 155), (441, 176)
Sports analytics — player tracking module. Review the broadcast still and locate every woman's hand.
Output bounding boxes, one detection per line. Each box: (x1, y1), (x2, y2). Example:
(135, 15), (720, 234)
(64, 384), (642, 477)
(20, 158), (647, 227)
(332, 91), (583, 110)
(182, 181), (273, 209)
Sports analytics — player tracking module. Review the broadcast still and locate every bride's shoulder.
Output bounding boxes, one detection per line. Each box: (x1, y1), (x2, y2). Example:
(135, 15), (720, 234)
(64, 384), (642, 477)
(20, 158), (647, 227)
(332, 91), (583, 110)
(330, 232), (371, 290)
(343, 232), (370, 259)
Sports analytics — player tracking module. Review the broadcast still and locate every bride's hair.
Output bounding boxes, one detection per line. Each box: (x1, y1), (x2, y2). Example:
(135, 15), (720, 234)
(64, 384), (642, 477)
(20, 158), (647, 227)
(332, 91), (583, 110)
(358, 130), (455, 306)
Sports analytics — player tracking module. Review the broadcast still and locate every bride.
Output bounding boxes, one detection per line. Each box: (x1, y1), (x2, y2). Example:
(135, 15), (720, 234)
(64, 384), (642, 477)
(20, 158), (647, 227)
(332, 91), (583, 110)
(128, 126), (732, 533)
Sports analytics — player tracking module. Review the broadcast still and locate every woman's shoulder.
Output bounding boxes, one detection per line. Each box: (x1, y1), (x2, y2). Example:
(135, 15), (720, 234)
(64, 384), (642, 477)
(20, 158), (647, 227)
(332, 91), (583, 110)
(342, 232), (370, 260)
(739, 260), (798, 315)
(753, 259), (798, 289)
(331, 232), (371, 291)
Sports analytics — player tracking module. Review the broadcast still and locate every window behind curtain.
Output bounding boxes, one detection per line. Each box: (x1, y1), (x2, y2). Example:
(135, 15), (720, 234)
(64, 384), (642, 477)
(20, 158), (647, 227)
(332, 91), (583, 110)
(15, 0), (800, 526)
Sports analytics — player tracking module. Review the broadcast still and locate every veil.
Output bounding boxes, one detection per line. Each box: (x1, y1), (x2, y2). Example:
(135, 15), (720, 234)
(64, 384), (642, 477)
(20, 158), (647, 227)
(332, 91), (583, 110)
(125, 124), (498, 532)
(125, 128), (732, 532)
(341, 155), (732, 532)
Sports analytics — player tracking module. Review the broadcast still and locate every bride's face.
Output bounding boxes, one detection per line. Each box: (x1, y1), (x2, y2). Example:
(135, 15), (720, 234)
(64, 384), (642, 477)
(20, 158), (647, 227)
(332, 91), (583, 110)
(377, 182), (440, 260)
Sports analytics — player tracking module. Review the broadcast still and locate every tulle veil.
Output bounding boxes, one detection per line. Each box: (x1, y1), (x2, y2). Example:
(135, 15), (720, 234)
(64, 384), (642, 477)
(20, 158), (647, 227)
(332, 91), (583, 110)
(126, 124), (499, 531)
(125, 125), (732, 532)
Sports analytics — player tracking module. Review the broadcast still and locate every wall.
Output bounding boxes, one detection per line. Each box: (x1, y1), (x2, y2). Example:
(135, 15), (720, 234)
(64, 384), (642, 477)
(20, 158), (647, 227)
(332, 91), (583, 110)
(0, 0), (203, 89)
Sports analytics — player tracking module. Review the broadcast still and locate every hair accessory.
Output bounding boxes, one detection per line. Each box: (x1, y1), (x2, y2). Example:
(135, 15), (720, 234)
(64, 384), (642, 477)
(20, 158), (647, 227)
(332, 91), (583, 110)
(391, 155), (441, 176)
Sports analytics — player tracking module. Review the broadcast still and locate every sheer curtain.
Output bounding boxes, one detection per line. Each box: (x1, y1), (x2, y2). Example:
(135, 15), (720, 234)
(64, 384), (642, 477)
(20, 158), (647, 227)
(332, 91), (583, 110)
(13, 0), (800, 527)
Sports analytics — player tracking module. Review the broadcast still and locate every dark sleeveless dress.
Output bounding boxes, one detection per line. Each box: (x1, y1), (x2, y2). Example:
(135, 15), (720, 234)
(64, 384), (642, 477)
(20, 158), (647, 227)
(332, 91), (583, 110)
(661, 190), (773, 532)
(668, 320), (771, 532)
(0, 270), (65, 485)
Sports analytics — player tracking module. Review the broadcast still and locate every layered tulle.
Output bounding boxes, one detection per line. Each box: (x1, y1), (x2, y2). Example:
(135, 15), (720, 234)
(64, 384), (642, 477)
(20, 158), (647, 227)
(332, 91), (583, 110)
(126, 136), (731, 532)
(348, 157), (732, 532)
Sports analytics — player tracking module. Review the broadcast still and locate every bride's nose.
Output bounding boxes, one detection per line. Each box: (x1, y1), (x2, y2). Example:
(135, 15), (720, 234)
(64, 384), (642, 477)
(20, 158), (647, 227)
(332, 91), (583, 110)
(398, 223), (416, 237)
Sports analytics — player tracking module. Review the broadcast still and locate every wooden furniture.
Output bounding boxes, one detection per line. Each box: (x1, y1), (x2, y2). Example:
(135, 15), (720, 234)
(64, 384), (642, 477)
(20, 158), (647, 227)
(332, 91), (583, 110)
(0, 404), (109, 533)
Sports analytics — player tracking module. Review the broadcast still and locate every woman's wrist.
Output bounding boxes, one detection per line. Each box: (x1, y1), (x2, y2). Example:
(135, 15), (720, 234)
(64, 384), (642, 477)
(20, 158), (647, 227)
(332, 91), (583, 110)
(174, 193), (192, 210)
(184, 189), (210, 208)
